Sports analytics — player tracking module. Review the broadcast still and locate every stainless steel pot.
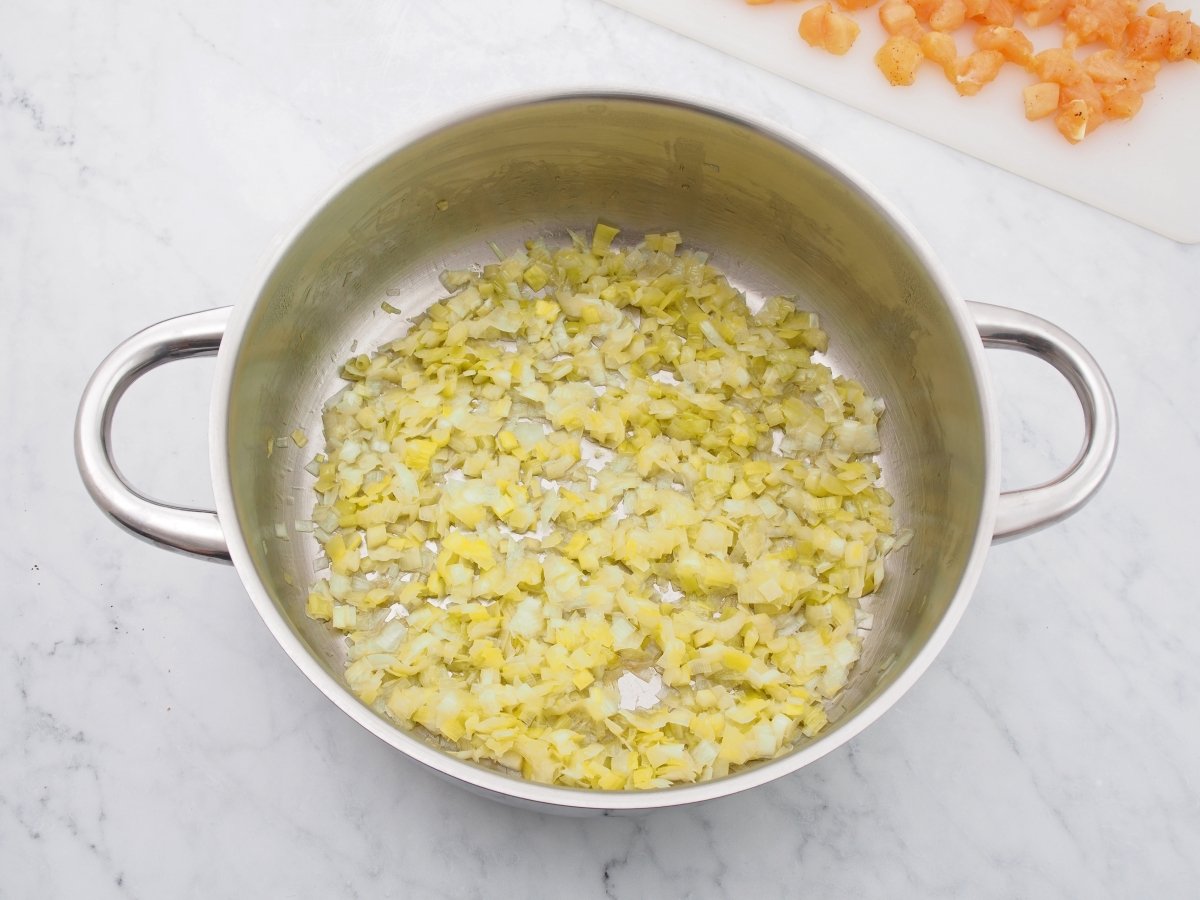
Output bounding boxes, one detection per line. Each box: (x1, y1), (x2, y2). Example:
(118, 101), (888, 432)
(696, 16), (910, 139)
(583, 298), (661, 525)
(75, 92), (1117, 814)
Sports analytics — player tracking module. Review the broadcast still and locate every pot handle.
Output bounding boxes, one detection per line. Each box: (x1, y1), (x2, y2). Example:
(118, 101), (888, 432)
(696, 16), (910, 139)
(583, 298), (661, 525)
(75, 307), (233, 561)
(970, 302), (1118, 543)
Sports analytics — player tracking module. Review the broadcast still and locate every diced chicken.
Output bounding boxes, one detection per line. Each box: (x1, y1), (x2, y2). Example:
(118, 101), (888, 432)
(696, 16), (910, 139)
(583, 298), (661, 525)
(1099, 84), (1144, 117)
(1056, 99), (1091, 142)
(1023, 81), (1061, 119)
(920, 30), (959, 78)
(953, 49), (1005, 94)
(973, 24), (1033, 64)
(875, 34), (926, 84)
(800, 2), (862, 55)
(879, 0), (926, 39)
(930, 0), (967, 31)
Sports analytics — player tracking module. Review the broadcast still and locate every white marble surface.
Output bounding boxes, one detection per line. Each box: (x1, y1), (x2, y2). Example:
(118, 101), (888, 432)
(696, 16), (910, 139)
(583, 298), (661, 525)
(2, 0), (1198, 896)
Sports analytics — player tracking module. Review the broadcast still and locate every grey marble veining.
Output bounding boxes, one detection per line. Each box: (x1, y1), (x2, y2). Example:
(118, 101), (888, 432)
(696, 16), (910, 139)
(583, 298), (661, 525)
(2, 0), (1198, 897)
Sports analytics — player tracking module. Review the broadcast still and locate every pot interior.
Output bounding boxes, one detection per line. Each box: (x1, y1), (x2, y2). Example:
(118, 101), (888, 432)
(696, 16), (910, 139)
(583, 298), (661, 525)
(224, 94), (989, 789)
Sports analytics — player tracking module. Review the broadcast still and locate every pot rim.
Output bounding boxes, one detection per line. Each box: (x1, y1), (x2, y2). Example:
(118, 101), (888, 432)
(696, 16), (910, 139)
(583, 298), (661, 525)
(209, 89), (1000, 812)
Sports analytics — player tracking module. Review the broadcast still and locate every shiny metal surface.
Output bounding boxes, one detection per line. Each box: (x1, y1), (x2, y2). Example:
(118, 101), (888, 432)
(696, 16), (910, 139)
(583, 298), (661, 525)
(972, 302), (1118, 542)
(77, 92), (1117, 813)
(75, 307), (231, 561)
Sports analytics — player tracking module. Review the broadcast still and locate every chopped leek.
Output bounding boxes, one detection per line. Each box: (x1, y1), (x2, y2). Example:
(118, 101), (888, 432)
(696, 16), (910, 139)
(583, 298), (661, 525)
(301, 227), (901, 790)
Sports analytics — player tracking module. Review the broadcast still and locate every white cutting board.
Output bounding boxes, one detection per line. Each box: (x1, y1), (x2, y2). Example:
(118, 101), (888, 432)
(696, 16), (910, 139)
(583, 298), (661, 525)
(604, 0), (1200, 242)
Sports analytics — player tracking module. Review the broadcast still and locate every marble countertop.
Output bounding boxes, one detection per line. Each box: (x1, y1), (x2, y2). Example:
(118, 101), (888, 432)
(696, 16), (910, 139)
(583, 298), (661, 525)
(3, 0), (1198, 896)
